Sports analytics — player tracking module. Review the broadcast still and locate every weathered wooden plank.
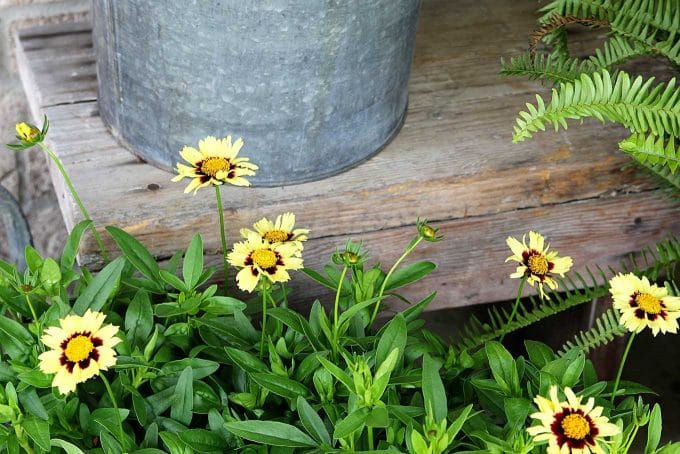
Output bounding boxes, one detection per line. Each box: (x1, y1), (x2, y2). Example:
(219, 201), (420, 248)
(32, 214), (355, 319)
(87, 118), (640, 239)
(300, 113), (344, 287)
(13, 0), (680, 309)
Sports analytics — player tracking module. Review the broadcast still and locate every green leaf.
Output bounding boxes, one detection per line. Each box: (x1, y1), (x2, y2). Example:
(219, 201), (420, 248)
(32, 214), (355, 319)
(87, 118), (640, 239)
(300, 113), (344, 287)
(486, 341), (520, 396)
(333, 407), (370, 440)
(402, 291), (436, 323)
(338, 297), (378, 329)
(22, 416), (50, 451)
(297, 397), (332, 447)
(562, 354), (585, 388)
(100, 432), (123, 454)
(504, 398), (532, 431)
(376, 314), (407, 371)
(18, 389), (48, 420)
(159, 270), (187, 292)
(60, 220), (92, 274)
(202, 296), (246, 315)
(224, 346), (268, 374)
(106, 226), (161, 284)
(162, 359), (219, 380)
(371, 348), (399, 401)
(125, 290), (153, 346)
(182, 234), (204, 289)
(40, 257), (61, 293)
(422, 354), (447, 422)
(177, 429), (227, 453)
(317, 356), (354, 392)
(644, 404), (662, 454)
(384, 261), (436, 291)
(224, 421), (317, 448)
(51, 438), (86, 454)
(72, 257), (125, 315)
(268, 307), (323, 351)
(446, 404), (473, 442)
(300, 268), (336, 290)
(365, 406), (389, 428)
(89, 408), (130, 439)
(171, 367), (193, 425)
(0, 316), (33, 348)
(525, 340), (556, 369)
(251, 373), (311, 399)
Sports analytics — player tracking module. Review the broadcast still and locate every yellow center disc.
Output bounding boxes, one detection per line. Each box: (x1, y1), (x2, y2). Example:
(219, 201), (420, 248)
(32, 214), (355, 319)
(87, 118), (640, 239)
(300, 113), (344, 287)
(201, 157), (230, 177)
(636, 293), (662, 315)
(252, 249), (277, 269)
(264, 230), (290, 243)
(64, 335), (94, 363)
(527, 254), (549, 275)
(561, 414), (590, 440)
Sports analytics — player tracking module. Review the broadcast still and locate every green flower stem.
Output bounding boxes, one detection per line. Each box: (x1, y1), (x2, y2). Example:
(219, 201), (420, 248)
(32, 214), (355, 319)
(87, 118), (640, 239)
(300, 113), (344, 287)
(499, 276), (527, 342)
(611, 331), (636, 405)
(24, 293), (43, 351)
(39, 142), (109, 263)
(369, 237), (423, 327)
(214, 185), (230, 296)
(14, 424), (35, 454)
(332, 266), (349, 360)
(259, 282), (269, 359)
(99, 372), (124, 443)
(367, 427), (374, 451)
(281, 282), (288, 308)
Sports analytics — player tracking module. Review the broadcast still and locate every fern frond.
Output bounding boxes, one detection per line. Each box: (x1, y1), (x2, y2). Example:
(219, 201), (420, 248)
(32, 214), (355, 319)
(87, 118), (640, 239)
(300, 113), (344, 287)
(500, 53), (586, 84)
(530, 15), (608, 53)
(620, 235), (680, 282)
(558, 308), (627, 356)
(620, 132), (680, 172)
(502, 37), (648, 85)
(610, 6), (680, 65)
(453, 268), (610, 353)
(512, 70), (680, 143)
(539, 0), (617, 24)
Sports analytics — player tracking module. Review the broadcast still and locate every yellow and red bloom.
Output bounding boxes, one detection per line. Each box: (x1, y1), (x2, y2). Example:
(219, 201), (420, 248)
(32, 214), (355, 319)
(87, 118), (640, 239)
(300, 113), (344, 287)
(16, 122), (40, 142)
(506, 231), (572, 298)
(38, 310), (120, 395)
(240, 212), (309, 253)
(609, 273), (680, 336)
(227, 231), (303, 292)
(527, 386), (619, 454)
(171, 136), (258, 193)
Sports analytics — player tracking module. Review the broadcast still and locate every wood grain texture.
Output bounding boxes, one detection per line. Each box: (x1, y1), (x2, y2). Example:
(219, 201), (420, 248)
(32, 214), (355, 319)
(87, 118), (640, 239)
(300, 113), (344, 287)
(12, 0), (680, 310)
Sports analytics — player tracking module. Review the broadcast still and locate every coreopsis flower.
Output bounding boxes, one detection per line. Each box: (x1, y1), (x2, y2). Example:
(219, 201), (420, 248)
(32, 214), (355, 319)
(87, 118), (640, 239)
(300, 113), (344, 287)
(171, 136), (258, 193)
(506, 231), (572, 298)
(7, 116), (49, 150)
(527, 386), (620, 454)
(609, 273), (680, 336)
(38, 310), (120, 395)
(227, 231), (303, 292)
(240, 212), (309, 253)
(417, 218), (443, 242)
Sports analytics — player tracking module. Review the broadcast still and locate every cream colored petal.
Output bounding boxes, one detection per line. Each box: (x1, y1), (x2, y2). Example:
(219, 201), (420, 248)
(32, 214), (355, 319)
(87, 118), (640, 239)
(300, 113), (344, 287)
(596, 421), (620, 437)
(662, 295), (680, 310)
(60, 314), (83, 334)
(506, 236), (526, 260)
(96, 346), (118, 370)
(180, 146), (203, 165)
(75, 360), (100, 384)
(510, 266), (527, 279)
(41, 326), (67, 350)
(171, 173), (186, 182)
(94, 324), (121, 347)
(551, 256), (573, 275)
(253, 217), (275, 236)
(282, 256), (304, 270)
(53, 368), (77, 395)
(564, 387), (581, 408)
(277, 213), (296, 231)
(82, 310), (106, 333)
(227, 176), (252, 187)
(182, 177), (203, 194)
(198, 136), (220, 157)
(529, 231), (545, 252)
(267, 267), (291, 284)
(38, 350), (63, 374)
(236, 267), (259, 292)
(230, 137), (244, 157)
(227, 250), (249, 267)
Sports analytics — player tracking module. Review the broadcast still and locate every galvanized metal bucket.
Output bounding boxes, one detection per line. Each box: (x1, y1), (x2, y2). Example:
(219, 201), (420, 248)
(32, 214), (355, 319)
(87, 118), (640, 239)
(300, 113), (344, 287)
(92, 1), (421, 186)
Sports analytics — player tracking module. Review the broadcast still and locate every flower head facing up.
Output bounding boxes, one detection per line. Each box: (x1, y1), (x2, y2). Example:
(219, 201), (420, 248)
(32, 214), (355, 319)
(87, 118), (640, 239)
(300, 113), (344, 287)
(227, 231), (303, 292)
(240, 212), (309, 254)
(506, 231), (572, 298)
(527, 386), (619, 454)
(417, 218), (444, 242)
(609, 273), (680, 336)
(7, 116), (49, 150)
(171, 136), (258, 193)
(38, 310), (120, 395)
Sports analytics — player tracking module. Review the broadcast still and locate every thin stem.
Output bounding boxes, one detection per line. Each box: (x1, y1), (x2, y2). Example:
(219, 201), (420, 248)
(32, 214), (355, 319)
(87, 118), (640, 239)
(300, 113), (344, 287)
(259, 282), (268, 359)
(611, 332), (636, 405)
(39, 143), (108, 263)
(281, 282), (288, 308)
(367, 426), (374, 451)
(332, 266), (349, 361)
(369, 237), (423, 327)
(499, 276), (527, 342)
(14, 425), (35, 454)
(214, 185), (229, 296)
(99, 372), (124, 443)
(24, 293), (43, 351)
(23, 293), (38, 323)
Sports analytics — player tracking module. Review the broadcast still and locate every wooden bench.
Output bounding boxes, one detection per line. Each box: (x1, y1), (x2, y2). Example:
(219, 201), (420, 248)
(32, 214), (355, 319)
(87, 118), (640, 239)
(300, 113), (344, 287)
(13, 0), (680, 310)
